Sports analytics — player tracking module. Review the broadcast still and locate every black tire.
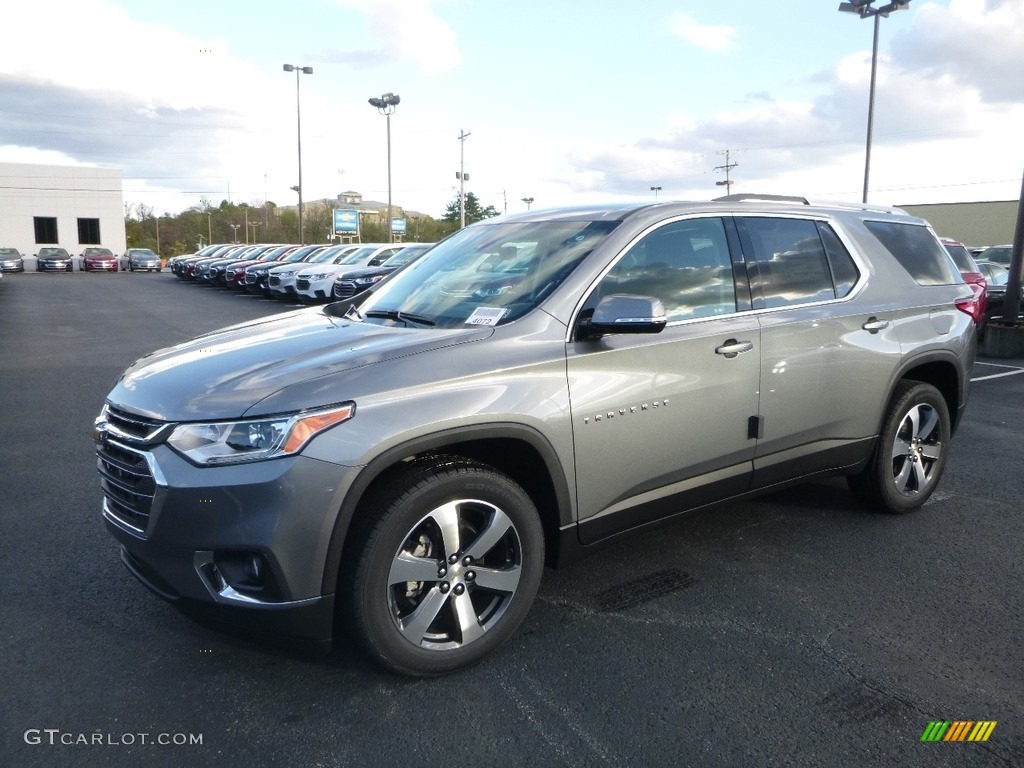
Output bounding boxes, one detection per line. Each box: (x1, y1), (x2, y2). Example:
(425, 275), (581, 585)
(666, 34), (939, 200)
(344, 456), (544, 676)
(848, 381), (950, 513)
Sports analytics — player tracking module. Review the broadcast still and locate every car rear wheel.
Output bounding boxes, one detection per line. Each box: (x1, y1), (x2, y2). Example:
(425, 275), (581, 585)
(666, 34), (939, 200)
(345, 456), (544, 676)
(848, 381), (950, 513)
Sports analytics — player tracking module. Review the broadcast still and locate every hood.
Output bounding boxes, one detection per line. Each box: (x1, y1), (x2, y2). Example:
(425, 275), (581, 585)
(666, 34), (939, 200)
(108, 307), (493, 421)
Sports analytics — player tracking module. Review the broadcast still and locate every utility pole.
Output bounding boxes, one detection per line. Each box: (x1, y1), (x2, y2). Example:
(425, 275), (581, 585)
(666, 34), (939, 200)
(714, 150), (738, 194)
(457, 129), (471, 228)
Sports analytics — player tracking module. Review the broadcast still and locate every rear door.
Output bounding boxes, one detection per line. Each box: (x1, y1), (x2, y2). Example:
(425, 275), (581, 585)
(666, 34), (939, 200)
(735, 215), (903, 488)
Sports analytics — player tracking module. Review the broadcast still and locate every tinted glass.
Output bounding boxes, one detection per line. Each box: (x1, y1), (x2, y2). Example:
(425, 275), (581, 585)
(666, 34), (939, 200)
(863, 221), (962, 285)
(591, 217), (736, 323)
(978, 246), (1012, 266)
(943, 243), (979, 273)
(742, 217), (836, 308)
(817, 222), (860, 298)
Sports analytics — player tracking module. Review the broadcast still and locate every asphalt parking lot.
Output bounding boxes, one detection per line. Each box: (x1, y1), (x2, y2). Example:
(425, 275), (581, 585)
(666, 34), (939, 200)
(1, 271), (1021, 768)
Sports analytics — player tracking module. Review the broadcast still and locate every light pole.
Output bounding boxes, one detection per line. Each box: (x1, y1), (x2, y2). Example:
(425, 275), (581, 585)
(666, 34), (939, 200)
(457, 129), (471, 229)
(229, 223), (240, 243)
(368, 92), (401, 242)
(650, 186), (662, 200)
(283, 63), (313, 243)
(838, 1), (910, 203)
(521, 197), (534, 210)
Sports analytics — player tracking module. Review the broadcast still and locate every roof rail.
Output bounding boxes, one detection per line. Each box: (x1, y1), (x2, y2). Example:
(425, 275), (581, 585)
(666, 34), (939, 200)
(713, 193), (810, 205)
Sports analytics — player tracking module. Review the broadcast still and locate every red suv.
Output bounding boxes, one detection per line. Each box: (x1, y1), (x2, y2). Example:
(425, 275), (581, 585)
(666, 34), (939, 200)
(941, 237), (986, 326)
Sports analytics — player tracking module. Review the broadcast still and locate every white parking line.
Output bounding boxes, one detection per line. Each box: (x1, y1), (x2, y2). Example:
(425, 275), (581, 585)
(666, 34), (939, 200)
(972, 361), (1024, 382)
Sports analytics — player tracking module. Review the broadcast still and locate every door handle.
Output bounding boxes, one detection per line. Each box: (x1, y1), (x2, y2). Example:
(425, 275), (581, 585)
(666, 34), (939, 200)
(715, 339), (754, 358)
(862, 317), (890, 333)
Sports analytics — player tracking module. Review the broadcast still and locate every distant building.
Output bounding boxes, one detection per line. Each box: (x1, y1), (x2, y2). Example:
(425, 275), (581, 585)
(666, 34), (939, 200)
(898, 200), (1017, 248)
(280, 190), (425, 221)
(0, 162), (126, 259)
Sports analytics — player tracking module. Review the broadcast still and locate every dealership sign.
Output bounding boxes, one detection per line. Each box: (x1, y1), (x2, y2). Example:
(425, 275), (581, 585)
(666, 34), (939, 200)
(333, 209), (359, 234)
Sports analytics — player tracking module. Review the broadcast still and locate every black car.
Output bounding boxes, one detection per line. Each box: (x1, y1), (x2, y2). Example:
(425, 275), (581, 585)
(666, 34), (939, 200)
(331, 244), (433, 300)
(36, 247), (74, 272)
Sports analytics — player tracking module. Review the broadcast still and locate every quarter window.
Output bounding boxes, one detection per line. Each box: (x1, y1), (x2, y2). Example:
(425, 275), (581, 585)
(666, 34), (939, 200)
(589, 218), (737, 323)
(862, 220), (962, 286)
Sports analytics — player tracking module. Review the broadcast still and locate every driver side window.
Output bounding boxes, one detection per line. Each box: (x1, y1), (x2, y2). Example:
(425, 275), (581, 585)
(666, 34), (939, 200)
(587, 217), (737, 323)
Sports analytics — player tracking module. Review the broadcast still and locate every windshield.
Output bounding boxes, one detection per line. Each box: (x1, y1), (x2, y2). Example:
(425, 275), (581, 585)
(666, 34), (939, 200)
(0, 248), (20, 256)
(40, 248), (69, 257)
(356, 219), (618, 328)
(131, 249), (157, 257)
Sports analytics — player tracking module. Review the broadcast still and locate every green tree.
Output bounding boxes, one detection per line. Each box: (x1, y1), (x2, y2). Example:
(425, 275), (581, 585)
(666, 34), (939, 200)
(441, 191), (500, 233)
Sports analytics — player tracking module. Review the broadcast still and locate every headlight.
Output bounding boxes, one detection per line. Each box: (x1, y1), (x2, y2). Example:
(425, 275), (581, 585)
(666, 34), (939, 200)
(307, 272), (330, 281)
(354, 275), (386, 286)
(278, 269), (297, 278)
(167, 403), (354, 466)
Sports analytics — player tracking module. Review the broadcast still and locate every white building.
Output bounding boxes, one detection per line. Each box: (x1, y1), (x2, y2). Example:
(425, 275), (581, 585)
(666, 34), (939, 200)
(0, 162), (126, 260)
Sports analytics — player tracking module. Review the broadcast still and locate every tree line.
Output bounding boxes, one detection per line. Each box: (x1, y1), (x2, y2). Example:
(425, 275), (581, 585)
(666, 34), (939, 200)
(125, 191), (501, 256)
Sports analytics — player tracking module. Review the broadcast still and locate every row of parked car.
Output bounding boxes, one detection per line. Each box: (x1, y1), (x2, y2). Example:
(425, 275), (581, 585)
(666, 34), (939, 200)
(0, 247), (163, 272)
(167, 241), (434, 303)
(941, 239), (1020, 329)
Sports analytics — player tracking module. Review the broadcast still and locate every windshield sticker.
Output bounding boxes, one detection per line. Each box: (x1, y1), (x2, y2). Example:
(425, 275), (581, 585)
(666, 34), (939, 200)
(465, 307), (507, 326)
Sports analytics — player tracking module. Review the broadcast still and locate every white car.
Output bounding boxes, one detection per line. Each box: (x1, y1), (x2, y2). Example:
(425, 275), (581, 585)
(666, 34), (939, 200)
(266, 245), (362, 301)
(293, 244), (397, 302)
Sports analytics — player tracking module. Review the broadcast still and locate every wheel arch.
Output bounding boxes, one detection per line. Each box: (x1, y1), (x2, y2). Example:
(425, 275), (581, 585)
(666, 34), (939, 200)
(891, 352), (966, 434)
(321, 423), (574, 597)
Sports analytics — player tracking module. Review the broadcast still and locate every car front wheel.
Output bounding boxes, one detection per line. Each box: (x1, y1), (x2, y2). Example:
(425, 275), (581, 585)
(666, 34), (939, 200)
(848, 381), (950, 513)
(345, 456), (544, 676)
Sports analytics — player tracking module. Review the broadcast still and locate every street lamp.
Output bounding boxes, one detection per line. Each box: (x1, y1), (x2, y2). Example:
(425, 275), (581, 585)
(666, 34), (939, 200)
(229, 223), (240, 243)
(368, 92), (401, 242)
(521, 197), (534, 210)
(457, 129), (471, 229)
(838, 0), (910, 203)
(650, 186), (662, 200)
(283, 63), (314, 243)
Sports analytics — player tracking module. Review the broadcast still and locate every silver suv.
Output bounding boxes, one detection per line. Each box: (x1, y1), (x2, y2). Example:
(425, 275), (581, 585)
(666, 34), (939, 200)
(94, 196), (976, 675)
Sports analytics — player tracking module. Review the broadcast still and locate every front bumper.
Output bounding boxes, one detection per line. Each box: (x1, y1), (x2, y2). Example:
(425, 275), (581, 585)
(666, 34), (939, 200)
(99, 440), (356, 645)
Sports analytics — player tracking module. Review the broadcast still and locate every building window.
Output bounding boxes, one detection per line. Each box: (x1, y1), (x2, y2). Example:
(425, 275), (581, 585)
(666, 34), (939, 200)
(78, 218), (101, 245)
(34, 217), (58, 244)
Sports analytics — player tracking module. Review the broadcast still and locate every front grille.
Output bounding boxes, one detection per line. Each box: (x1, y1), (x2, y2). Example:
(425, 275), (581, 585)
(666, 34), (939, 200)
(97, 440), (157, 534)
(268, 275), (281, 287)
(334, 281), (357, 300)
(296, 278), (311, 290)
(245, 273), (258, 284)
(105, 406), (165, 443)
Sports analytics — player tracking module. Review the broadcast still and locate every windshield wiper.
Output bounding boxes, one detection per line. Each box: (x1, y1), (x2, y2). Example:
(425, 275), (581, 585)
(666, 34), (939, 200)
(364, 309), (436, 327)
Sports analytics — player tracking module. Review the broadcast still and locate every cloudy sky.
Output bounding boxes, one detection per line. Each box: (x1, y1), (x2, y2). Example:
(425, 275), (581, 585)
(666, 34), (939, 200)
(1, 0), (1021, 218)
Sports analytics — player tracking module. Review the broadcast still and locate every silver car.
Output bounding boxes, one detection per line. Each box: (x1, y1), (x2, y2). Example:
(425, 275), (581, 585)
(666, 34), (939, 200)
(0, 247), (24, 272)
(124, 248), (162, 272)
(95, 196), (976, 676)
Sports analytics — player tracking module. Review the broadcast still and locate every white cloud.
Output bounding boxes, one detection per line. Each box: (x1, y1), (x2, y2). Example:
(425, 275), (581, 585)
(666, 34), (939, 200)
(669, 13), (737, 53)
(331, 0), (461, 75)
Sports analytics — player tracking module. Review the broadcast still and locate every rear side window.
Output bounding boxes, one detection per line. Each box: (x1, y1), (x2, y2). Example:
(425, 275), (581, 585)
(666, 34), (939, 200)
(863, 221), (962, 285)
(739, 217), (844, 308)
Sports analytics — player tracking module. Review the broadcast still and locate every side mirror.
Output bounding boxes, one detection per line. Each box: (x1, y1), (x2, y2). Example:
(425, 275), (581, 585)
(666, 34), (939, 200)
(583, 294), (667, 338)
